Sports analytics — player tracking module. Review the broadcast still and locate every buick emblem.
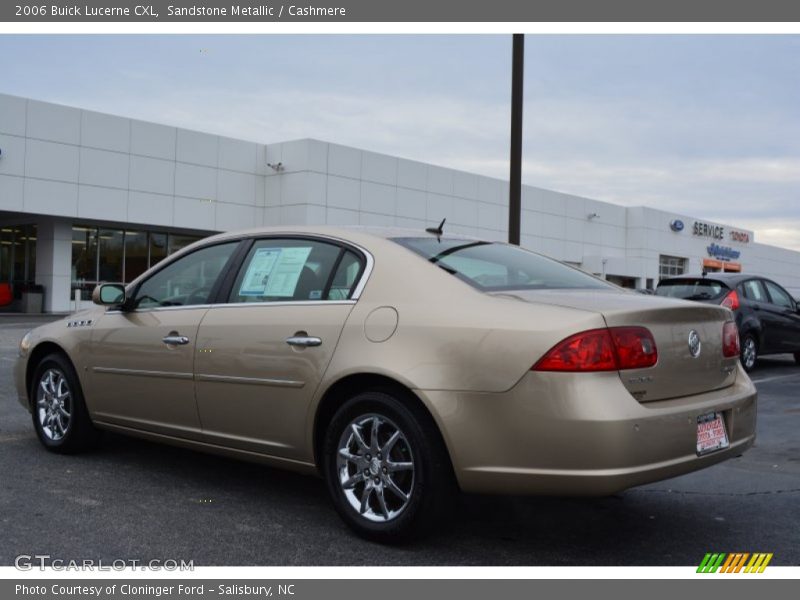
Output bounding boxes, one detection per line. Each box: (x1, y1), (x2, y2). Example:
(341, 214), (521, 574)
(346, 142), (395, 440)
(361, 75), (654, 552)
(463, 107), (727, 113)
(688, 330), (702, 358)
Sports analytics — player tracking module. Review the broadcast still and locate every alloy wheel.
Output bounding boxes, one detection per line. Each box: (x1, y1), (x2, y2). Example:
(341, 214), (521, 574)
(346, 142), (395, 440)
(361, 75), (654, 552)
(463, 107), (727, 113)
(336, 414), (415, 523)
(742, 337), (757, 370)
(36, 368), (72, 442)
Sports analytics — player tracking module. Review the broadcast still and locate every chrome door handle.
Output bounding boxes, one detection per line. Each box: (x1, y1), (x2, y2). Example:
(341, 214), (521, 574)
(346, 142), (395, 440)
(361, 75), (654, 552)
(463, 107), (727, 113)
(162, 334), (190, 346)
(286, 335), (322, 348)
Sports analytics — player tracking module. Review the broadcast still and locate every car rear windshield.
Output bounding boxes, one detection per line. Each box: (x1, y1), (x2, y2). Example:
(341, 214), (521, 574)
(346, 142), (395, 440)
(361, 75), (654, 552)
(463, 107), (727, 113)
(391, 237), (613, 291)
(655, 279), (729, 300)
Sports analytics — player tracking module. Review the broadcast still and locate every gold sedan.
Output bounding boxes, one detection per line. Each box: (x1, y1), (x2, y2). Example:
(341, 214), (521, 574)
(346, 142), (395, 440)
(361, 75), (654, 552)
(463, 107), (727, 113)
(15, 226), (756, 542)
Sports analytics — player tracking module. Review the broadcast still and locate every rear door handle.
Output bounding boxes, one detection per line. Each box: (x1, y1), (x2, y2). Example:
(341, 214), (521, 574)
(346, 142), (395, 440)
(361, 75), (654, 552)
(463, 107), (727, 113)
(162, 334), (190, 346)
(286, 335), (322, 348)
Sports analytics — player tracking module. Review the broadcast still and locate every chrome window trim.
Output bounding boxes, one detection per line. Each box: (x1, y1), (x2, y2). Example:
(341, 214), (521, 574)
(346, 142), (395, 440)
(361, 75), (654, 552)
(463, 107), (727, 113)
(348, 241), (374, 300)
(212, 300), (356, 310)
(227, 234), (374, 302)
(107, 300), (358, 315)
(114, 233), (374, 314)
(106, 304), (213, 315)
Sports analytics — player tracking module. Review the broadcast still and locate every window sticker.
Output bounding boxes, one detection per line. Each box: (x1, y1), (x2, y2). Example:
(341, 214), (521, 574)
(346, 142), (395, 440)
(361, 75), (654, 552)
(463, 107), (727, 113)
(308, 290), (322, 300)
(263, 246), (313, 297)
(238, 248), (282, 296)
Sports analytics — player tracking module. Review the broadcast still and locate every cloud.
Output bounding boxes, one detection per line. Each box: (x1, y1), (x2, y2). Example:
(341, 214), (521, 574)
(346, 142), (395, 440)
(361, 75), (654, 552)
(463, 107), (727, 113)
(15, 35), (797, 252)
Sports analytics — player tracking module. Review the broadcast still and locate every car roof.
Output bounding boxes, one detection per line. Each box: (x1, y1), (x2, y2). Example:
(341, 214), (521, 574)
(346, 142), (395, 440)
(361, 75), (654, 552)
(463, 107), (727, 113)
(199, 224), (481, 247)
(659, 273), (758, 285)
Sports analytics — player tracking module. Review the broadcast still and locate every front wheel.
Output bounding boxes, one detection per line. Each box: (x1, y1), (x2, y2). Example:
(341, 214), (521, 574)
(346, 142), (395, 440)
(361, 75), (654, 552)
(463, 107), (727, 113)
(31, 353), (100, 453)
(322, 390), (453, 543)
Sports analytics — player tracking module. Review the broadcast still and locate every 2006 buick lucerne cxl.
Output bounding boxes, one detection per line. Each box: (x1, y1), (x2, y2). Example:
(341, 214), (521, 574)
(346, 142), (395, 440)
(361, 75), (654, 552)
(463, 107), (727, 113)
(15, 226), (757, 542)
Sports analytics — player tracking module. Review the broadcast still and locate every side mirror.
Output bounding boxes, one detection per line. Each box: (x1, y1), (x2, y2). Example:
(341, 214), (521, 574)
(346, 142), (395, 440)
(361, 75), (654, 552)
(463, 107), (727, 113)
(92, 283), (126, 306)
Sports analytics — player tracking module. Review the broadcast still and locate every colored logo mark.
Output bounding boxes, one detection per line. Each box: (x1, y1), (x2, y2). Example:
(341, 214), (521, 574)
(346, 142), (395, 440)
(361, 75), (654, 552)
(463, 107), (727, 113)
(697, 552), (773, 573)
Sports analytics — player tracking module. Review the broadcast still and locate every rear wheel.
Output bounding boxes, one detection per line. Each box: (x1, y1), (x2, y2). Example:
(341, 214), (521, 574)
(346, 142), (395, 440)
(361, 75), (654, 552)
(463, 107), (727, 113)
(31, 353), (100, 453)
(322, 390), (453, 543)
(740, 333), (758, 372)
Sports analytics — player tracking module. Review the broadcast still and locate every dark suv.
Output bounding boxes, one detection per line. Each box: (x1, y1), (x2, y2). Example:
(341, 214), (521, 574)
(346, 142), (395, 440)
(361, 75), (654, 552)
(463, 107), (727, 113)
(656, 273), (800, 371)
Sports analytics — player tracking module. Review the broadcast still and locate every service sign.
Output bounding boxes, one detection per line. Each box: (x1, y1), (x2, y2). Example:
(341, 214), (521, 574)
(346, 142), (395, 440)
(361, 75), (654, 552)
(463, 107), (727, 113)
(692, 221), (725, 240)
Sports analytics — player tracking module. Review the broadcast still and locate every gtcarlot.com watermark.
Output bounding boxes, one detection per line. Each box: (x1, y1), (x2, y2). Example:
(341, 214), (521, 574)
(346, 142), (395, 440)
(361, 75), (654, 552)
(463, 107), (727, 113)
(15, 554), (194, 571)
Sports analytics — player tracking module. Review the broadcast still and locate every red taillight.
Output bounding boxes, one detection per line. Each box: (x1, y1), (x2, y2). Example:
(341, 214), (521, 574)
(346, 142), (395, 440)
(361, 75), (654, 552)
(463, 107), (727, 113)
(610, 327), (659, 369)
(721, 289), (740, 311)
(533, 327), (658, 372)
(722, 321), (740, 358)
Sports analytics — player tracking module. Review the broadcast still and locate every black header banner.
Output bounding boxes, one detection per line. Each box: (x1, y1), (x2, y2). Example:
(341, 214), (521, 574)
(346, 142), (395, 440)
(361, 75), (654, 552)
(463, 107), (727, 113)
(4, 0), (800, 22)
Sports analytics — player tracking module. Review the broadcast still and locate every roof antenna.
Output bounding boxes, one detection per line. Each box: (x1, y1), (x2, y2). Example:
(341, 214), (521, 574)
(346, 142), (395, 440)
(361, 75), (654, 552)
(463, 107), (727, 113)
(426, 218), (446, 238)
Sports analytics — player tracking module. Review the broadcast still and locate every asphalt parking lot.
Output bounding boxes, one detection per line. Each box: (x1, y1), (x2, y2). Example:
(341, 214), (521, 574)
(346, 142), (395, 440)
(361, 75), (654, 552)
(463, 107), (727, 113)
(1, 315), (798, 566)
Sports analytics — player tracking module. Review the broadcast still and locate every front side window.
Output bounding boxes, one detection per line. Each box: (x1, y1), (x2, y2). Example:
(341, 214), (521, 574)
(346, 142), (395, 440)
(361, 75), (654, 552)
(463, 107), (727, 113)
(763, 280), (794, 309)
(229, 239), (362, 303)
(133, 242), (238, 309)
(392, 237), (612, 291)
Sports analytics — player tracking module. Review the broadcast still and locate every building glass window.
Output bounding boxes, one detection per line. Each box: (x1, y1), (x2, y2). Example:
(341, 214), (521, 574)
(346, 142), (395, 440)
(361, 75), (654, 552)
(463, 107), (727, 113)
(149, 232), (168, 268)
(70, 225), (211, 300)
(169, 234), (202, 255)
(0, 225), (37, 302)
(0, 228), (11, 287)
(658, 255), (687, 279)
(98, 229), (124, 283)
(71, 226), (99, 300)
(123, 230), (148, 283)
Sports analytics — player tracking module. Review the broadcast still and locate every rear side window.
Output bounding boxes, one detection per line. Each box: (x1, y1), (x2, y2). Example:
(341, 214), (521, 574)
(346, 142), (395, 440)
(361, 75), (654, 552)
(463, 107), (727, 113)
(763, 280), (794, 309)
(328, 250), (363, 300)
(655, 279), (727, 300)
(228, 238), (363, 303)
(741, 279), (767, 302)
(392, 237), (612, 291)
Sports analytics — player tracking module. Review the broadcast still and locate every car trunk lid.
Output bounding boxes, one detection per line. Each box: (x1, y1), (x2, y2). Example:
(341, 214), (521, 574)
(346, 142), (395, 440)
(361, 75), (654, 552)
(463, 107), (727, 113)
(493, 289), (739, 402)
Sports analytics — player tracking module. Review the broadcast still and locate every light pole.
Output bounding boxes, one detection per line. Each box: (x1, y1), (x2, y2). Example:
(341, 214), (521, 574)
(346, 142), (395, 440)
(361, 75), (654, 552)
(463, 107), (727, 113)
(508, 34), (524, 246)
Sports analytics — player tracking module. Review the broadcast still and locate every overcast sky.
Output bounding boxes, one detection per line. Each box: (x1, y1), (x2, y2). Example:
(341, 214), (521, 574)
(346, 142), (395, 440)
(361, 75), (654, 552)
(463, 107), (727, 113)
(1, 35), (798, 249)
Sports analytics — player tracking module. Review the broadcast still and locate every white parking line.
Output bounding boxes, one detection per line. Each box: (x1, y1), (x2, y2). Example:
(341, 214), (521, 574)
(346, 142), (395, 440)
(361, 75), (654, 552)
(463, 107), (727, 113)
(751, 373), (800, 384)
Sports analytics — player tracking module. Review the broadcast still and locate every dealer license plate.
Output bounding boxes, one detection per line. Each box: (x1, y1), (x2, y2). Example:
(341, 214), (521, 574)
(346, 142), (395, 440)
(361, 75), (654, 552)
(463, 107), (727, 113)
(696, 412), (730, 455)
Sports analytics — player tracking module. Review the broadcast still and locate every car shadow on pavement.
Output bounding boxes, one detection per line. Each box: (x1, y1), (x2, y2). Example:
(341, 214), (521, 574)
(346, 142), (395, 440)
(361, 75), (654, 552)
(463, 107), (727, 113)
(6, 429), (771, 567)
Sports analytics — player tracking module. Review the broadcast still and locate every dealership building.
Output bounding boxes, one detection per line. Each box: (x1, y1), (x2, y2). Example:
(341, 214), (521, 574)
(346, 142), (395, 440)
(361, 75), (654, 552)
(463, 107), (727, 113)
(1, 92), (799, 313)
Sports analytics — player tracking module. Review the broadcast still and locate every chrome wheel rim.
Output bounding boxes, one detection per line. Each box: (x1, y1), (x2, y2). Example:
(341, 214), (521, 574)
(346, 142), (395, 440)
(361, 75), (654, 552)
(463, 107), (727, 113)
(742, 338), (757, 369)
(336, 414), (415, 523)
(36, 368), (72, 442)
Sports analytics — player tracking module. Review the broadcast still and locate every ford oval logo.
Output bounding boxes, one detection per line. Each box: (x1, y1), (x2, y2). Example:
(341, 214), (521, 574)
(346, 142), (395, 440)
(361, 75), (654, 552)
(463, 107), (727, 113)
(688, 330), (702, 358)
(670, 219), (685, 232)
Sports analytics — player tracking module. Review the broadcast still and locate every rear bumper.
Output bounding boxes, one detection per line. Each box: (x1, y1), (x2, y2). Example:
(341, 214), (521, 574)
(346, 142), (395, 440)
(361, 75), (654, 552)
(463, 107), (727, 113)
(419, 364), (757, 495)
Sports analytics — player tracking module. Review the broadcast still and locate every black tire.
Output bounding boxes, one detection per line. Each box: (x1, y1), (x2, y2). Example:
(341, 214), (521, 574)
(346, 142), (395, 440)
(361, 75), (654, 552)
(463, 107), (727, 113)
(740, 333), (758, 373)
(322, 389), (454, 544)
(30, 353), (100, 454)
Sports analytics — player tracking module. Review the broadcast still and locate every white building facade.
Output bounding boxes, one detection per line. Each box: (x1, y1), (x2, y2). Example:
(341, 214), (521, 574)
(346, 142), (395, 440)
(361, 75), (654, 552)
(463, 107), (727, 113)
(1, 92), (798, 313)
